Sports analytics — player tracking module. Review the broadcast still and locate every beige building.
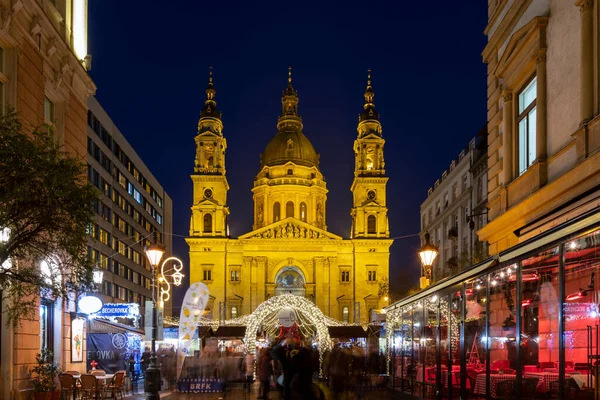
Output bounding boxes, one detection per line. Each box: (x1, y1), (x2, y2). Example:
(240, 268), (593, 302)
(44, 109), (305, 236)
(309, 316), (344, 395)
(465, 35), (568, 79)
(478, 0), (600, 255)
(187, 70), (393, 324)
(86, 97), (173, 317)
(420, 130), (487, 283)
(0, 0), (96, 398)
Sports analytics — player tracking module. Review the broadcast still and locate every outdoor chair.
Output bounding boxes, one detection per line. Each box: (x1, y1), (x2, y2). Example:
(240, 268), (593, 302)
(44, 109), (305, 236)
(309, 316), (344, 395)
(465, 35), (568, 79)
(106, 371), (126, 400)
(80, 374), (100, 400)
(90, 369), (106, 376)
(59, 373), (77, 400)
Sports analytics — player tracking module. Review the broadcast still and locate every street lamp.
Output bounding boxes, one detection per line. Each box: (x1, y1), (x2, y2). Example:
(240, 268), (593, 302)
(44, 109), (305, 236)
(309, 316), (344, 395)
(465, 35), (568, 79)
(144, 243), (165, 400)
(418, 232), (439, 289)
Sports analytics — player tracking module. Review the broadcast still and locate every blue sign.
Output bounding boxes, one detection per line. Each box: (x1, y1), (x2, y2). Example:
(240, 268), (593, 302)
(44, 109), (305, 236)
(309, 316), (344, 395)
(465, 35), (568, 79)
(164, 327), (178, 340)
(96, 303), (139, 318)
(178, 378), (225, 393)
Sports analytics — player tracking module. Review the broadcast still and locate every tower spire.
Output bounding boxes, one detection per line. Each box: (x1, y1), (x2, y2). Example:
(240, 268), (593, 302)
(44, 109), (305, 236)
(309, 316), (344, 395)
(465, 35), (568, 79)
(357, 68), (381, 137)
(278, 66), (303, 131)
(198, 66), (223, 134)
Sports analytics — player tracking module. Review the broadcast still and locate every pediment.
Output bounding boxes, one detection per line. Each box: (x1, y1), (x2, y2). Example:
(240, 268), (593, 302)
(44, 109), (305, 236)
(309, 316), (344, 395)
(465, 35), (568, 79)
(239, 217), (342, 240)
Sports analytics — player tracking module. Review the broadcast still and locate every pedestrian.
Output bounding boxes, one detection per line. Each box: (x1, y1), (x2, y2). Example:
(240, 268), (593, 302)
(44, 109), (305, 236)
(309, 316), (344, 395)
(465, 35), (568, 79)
(257, 347), (272, 399)
(129, 353), (136, 382)
(244, 351), (255, 393)
(141, 347), (150, 376)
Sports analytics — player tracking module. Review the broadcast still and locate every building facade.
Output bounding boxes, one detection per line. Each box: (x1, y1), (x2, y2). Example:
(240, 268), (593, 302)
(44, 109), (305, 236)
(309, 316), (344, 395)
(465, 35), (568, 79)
(186, 70), (393, 324)
(419, 129), (487, 283)
(478, 0), (600, 255)
(385, 1), (600, 399)
(86, 97), (173, 317)
(0, 0), (96, 398)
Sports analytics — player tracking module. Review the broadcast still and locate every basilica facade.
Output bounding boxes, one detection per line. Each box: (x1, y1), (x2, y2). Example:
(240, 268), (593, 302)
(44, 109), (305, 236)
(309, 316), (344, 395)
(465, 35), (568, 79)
(186, 69), (392, 324)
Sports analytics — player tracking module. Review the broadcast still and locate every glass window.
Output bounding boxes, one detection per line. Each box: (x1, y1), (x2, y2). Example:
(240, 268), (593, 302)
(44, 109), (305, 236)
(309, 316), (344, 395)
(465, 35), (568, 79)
(341, 270), (350, 282)
(488, 264), (517, 372)
(342, 306), (349, 323)
(203, 269), (212, 281)
(44, 97), (55, 123)
(231, 306), (238, 319)
(367, 215), (377, 234)
(203, 213), (212, 233)
(517, 76), (537, 175)
(300, 202), (307, 222)
(273, 202), (280, 222)
(286, 201), (294, 218)
(368, 270), (377, 282)
(39, 302), (53, 352)
(230, 270), (240, 281)
(452, 184), (459, 201)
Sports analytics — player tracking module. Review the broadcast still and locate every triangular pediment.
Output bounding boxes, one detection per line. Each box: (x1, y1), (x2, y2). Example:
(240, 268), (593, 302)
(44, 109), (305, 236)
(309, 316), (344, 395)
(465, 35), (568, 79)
(239, 217), (342, 240)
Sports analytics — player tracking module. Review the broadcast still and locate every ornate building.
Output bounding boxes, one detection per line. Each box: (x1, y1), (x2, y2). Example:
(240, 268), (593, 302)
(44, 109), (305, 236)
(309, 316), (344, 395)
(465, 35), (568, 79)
(186, 69), (393, 324)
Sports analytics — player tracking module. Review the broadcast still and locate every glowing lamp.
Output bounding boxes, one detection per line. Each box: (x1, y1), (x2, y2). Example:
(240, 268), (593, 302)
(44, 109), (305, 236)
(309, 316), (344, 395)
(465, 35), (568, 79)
(93, 270), (104, 285)
(521, 299), (533, 307)
(418, 233), (439, 269)
(145, 243), (165, 267)
(172, 270), (184, 286)
(78, 294), (103, 314)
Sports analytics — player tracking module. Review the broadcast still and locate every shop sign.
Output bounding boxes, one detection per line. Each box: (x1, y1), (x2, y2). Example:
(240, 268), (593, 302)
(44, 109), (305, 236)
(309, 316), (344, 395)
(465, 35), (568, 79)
(563, 302), (598, 319)
(178, 378), (224, 393)
(97, 303), (139, 318)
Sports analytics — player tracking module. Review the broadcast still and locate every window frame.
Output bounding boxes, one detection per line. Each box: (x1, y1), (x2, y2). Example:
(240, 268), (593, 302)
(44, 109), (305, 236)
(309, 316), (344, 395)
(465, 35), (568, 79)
(516, 75), (537, 175)
(367, 215), (377, 234)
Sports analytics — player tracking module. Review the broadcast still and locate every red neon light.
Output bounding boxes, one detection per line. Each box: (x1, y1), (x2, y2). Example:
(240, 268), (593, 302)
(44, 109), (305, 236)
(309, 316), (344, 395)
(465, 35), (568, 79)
(566, 291), (585, 301)
(521, 299), (533, 307)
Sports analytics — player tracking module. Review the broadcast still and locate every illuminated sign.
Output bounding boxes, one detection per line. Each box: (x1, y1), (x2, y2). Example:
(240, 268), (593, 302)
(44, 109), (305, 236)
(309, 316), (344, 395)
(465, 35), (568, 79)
(78, 295), (103, 314)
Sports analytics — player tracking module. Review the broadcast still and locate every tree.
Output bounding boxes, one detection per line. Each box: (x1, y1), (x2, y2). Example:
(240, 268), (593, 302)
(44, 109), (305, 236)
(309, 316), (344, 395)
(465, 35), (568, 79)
(0, 110), (98, 325)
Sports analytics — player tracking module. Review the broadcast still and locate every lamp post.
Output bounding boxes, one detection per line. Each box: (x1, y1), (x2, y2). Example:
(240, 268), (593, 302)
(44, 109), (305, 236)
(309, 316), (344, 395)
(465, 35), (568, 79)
(418, 232), (439, 289)
(143, 243), (165, 400)
(143, 243), (185, 399)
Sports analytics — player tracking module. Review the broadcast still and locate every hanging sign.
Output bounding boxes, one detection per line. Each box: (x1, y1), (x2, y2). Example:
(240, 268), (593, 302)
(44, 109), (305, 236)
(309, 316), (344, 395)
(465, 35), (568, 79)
(278, 307), (296, 327)
(177, 283), (209, 380)
(97, 303), (139, 318)
(145, 301), (164, 341)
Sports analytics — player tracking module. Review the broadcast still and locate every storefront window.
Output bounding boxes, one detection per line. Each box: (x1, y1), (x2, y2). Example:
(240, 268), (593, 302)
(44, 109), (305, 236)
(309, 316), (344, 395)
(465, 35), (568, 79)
(565, 230), (600, 380)
(488, 264), (517, 376)
(464, 274), (487, 397)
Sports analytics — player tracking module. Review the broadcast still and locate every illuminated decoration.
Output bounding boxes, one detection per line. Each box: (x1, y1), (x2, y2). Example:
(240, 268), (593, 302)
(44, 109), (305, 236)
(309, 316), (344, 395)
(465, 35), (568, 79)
(418, 232), (439, 288)
(159, 256), (185, 304)
(521, 299), (533, 307)
(0, 227), (11, 269)
(73, 0), (87, 62)
(278, 307), (296, 327)
(78, 294), (103, 314)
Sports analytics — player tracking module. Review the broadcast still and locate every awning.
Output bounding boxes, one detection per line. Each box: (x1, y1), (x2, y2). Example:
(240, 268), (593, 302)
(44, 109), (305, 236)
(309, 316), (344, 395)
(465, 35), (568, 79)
(214, 326), (246, 338)
(328, 326), (367, 338)
(198, 326), (214, 337)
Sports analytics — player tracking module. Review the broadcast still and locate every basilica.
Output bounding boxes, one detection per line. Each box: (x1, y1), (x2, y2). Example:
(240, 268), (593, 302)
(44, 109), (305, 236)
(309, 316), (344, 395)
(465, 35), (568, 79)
(186, 69), (392, 324)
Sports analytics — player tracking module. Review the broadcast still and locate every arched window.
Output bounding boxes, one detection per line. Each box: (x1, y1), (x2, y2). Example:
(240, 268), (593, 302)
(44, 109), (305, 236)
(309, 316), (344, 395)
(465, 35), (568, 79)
(231, 306), (238, 319)
(286, 201), (294, 218)
(342, 306), (349, 323)
(300, 202), (307, 222)
(273, 202), (281, 222)
(203, 213), (212, 233)
(367, 215), (377, 234)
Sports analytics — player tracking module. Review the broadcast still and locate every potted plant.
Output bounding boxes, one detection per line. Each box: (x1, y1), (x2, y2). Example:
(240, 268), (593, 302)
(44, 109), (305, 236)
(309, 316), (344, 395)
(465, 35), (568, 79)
(30, 349), (61, 400)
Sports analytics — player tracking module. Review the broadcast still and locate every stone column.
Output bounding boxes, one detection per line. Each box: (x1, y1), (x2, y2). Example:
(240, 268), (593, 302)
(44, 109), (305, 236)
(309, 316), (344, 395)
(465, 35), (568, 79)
(578, 0), (595, 123)
(536, 49), (548, 161)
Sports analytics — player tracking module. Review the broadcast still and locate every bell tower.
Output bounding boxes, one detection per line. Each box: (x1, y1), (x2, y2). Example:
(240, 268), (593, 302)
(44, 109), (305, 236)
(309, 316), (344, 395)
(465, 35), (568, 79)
(351, 70), (389, 238)
(190, 68), (230, 237)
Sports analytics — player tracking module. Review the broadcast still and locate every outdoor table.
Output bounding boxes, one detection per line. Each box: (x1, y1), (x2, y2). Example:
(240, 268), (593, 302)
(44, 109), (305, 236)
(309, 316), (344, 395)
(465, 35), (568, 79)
(524, 371), (593, 392)
(71, 374), (115, 399)
(474, 373), (517, 398)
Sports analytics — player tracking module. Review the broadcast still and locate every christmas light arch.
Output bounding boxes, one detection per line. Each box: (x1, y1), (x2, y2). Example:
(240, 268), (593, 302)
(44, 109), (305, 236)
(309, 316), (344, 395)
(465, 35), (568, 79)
(243, 294), (333, 355)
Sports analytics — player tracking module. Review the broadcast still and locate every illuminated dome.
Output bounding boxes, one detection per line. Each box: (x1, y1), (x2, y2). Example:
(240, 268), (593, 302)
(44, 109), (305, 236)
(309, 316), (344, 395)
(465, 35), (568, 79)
(260, 67), (320, 169)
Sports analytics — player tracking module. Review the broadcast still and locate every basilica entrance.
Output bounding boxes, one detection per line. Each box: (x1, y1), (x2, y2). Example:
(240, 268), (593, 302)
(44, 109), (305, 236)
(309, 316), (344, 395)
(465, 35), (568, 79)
(274, 266), (306, 297)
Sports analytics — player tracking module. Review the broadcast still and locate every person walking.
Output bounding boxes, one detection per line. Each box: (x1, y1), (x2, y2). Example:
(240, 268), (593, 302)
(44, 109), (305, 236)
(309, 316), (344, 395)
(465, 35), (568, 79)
(257, 347), (272, 399)
(141, 348), (150, 376)
(244, 351), (255, 394)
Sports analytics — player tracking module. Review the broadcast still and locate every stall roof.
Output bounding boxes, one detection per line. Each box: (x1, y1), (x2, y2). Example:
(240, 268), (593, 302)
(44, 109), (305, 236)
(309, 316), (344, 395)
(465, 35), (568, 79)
(328, 326), (367, 338)
(89, 318), (144, 335)
(214, 326), (246, 337)
(198, 326), (214, 337)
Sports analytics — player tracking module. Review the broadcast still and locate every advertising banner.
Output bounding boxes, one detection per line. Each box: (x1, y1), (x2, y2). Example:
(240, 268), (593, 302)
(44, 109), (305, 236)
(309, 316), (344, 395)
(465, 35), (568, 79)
(86, 333), (131, 373)
(177, 282), (209, 380)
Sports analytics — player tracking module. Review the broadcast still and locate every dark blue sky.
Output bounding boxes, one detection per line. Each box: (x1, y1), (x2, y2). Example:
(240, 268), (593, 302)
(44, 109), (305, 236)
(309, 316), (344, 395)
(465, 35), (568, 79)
(88, 1), (488, 306)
